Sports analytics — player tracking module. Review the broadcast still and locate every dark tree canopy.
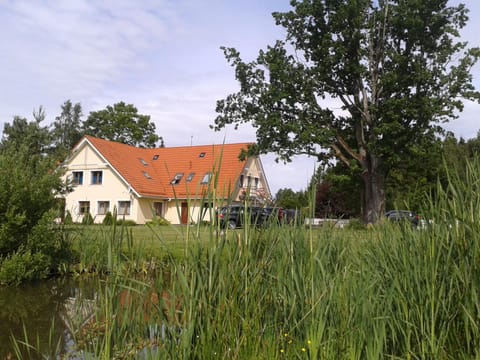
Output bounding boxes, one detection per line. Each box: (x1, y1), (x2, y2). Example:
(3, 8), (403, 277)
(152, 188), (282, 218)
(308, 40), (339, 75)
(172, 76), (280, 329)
(214, 0), (480, 223)
(51, 100), (83, 158)
(83, 102), (163, 148)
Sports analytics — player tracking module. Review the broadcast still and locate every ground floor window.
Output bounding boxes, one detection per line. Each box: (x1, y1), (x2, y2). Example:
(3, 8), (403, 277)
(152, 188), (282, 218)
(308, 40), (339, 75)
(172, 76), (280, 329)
(118, 201), (131, 215)
(97, 201), (110, 215)
(79, 201), (90, 215)
(153, 202), (163, 216)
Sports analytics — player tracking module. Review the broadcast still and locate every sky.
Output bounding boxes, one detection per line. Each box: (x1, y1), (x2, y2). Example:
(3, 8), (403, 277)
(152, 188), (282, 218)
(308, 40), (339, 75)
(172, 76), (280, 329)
(0, 0), (479, 195)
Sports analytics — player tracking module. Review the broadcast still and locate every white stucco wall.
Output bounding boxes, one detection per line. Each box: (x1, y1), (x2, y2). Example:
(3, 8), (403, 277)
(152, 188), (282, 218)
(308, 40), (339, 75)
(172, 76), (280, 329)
(63, 145), (138, 223)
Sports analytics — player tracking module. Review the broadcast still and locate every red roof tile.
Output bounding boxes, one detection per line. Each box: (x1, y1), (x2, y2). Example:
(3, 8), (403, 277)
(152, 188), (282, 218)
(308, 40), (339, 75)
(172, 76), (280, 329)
(82, 136), (250, 199)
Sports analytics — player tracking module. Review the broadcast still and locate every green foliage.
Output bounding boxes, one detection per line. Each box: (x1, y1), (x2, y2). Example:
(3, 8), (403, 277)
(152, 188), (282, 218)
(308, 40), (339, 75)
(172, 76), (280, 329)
(64, 211), (73, 225)
(102, 211), (114, 226)
(214, 0), (480, 223)
(83, 102), (163, 148)
(81, 212), (94, 225)
(0, 146), (65, 256)
(51, 100), (83, 160)
(115, 219), (137, 226)
(0, 110), (52, 156)
(146, 217), (171, 226)
(0, 144), (73, 284)
(0, 250), (50, 285)
(274, 188), (308, 209)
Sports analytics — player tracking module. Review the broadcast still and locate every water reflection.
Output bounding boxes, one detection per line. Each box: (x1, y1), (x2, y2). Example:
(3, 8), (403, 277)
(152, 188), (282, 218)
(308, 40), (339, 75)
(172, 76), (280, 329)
(0, 277), (99, 359)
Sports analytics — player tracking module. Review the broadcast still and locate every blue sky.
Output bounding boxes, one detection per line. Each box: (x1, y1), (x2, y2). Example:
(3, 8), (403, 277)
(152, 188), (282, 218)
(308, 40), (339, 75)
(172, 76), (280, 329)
(0, 0), (479, 194)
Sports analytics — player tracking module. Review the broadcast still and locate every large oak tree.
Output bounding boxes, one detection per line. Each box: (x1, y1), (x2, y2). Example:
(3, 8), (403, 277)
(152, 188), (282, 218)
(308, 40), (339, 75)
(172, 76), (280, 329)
(213, 0), (480, 223)
(83, 102), (163, 148)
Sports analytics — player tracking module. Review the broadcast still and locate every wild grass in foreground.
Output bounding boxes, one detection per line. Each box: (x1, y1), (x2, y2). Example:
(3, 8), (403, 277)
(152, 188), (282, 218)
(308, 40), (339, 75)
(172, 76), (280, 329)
(15, 158), (480, 359)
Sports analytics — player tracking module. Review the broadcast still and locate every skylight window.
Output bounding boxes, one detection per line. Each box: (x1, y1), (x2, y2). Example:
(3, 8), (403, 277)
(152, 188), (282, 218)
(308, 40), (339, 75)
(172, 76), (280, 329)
(139, 158), (148, 166)
(153, 154), (159, 160)
(170, 173), (184, 185)
(199, 152), (206, 158)
(143, 171), (152, 179)
(186, 172), (195, 182)
(200, 172), (212, 184)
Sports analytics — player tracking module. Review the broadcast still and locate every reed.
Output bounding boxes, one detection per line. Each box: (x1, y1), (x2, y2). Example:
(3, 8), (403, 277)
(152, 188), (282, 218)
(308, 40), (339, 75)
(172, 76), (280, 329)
(17, 157), (480, 359)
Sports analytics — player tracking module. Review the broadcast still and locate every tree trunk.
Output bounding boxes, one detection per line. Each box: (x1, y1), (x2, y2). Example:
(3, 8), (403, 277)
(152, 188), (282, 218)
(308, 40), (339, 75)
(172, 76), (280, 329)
(361, 155), (385, 224)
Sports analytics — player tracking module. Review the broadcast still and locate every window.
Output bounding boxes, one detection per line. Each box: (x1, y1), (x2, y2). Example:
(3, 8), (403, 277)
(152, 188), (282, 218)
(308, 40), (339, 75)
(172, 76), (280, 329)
(152, 154), (159, 160)
(186, 172), (195, 182)
(170, 173), (184, 185)
(97, 201), (110, 215)
(118, 201), (131, 215)
(199, 152), (206, 158)
(91, 171), (103, 185)
(79, 201), (90, 215)
(72, 171), (83, 185)
(239, 174), (244, 188)
(254, 177), (259, 189)
(153, 202), (163, 216)
(200, 172), (212, 184)
(139, 158), (148, 166)
(143, 171), (152, 179)
(247, 176), (252, 187)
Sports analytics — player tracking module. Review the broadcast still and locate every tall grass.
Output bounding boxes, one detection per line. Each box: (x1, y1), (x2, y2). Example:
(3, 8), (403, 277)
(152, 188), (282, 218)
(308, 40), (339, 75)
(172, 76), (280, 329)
(19, 157), (480, 359)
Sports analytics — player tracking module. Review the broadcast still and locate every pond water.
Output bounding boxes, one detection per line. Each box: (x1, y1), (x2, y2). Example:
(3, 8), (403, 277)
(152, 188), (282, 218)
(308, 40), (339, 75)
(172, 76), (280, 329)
(0, 277), (99, 359)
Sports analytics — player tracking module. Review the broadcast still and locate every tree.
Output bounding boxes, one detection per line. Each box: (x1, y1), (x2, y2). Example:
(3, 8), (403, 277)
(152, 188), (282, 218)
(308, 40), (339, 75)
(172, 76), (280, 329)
(51, 100), (83, 159)
(275, 188), (308, 209)
(83, 102), (163, 148)
(213, 0), (480, 223)
(1, 107), (52, 156)
(0, 145), (72, 284)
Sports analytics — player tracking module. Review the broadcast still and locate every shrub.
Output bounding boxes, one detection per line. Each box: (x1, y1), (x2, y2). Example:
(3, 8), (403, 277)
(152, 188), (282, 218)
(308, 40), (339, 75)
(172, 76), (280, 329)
(116, 219), (137, 226)
(146, 217), (170, 226)
(0, 250), (50, 285)
(64, 210), (73, 225)
(102, 211), (114, 225)
(82, 212), (94, 225)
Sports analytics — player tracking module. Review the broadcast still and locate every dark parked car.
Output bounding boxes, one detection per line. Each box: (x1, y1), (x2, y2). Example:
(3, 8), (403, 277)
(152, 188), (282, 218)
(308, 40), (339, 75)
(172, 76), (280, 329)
(217, 205), (265, 229)
(385, 210), (420, 227)
(217, 205), (287, 229)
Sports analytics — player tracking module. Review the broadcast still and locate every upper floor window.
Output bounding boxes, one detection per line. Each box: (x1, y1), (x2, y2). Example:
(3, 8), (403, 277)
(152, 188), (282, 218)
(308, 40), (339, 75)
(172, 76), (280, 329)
(91, 171), (103, 185)
(72, 171), (83, 185)
(239, 174), (244, 188)
(118, 201), (131, 215)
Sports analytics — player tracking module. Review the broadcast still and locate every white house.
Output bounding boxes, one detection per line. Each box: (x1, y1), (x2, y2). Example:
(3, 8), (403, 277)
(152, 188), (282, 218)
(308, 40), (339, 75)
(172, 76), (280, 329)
(60, 136), (271, 224)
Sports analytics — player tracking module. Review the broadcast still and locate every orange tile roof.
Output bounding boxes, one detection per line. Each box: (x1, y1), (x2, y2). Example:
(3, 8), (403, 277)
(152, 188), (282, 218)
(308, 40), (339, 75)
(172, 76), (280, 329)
(82, 136), (250, 199)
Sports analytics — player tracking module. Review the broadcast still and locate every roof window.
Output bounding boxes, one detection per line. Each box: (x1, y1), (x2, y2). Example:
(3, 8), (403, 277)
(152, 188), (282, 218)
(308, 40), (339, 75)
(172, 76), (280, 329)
(170, 173), (184, 185)
(143, 171), (152, 179)
(186, 172), (195, 182)
(199, 152), (206, 158)
(152, 154), (159, 160)
(139, 158), (148, 166)
(200, 172), (212, 184)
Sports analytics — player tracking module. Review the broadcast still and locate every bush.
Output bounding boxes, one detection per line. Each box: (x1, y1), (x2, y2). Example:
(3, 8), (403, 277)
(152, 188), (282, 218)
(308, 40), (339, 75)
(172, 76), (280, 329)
(82, 212), (94, 225)
(0, 250), (50, 285)
(116, 219), (137, 226)
(102, 211), (114, 225)
(146, 217), (170, 226)
(64, 210), (73, 225)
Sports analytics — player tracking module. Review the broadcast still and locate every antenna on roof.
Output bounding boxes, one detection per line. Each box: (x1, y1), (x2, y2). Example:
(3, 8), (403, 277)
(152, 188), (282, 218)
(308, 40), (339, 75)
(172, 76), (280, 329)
(190, 135), (193, 146)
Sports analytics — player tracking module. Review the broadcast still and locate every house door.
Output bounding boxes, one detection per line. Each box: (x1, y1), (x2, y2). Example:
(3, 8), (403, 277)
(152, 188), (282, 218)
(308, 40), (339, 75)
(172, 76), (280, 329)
(181, 202), (188, 224)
